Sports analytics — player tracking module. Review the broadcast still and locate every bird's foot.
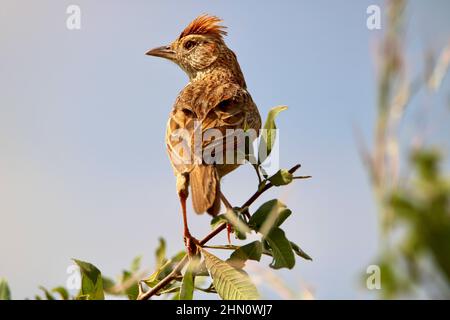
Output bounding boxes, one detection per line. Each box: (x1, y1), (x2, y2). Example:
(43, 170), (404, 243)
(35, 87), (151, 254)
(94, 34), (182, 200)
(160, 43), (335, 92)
(184, 233), (200, 257)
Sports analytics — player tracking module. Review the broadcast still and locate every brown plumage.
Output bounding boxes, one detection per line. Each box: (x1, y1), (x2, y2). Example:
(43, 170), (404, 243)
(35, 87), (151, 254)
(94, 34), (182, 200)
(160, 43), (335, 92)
(146, 14), (261, 253)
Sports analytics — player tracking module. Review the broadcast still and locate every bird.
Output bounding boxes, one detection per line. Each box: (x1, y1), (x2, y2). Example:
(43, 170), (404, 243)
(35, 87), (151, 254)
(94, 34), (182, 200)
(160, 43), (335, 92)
(146, 14), (261, 255)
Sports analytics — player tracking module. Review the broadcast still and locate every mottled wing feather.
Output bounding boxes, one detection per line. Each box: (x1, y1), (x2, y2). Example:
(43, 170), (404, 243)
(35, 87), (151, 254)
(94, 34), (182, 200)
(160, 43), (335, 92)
(166, 83), (261, 177)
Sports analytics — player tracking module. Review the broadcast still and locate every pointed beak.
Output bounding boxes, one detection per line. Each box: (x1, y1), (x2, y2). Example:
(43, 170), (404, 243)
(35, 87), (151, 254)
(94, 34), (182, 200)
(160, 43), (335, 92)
(145, 45), (176, 60)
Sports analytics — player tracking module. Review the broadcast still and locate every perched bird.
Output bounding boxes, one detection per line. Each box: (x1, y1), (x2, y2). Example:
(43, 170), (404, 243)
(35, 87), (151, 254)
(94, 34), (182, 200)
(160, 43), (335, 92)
(146, 14), (261, 254)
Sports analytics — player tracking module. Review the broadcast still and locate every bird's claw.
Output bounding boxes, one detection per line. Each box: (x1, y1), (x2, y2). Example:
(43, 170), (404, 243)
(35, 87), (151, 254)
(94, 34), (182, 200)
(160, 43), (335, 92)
(184, 234), (199, 257)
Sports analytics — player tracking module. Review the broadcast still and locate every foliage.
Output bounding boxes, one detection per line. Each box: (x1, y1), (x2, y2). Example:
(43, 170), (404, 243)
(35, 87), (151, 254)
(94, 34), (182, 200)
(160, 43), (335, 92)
(73, 259), (105, 300)
(379, 151), (450, 298)
(0, 278), (11, 300)
(360, 0), (450, 298)
(2, 106), (311, 300)
(201, 248), (259, 300)
(134, 105), (312, 300)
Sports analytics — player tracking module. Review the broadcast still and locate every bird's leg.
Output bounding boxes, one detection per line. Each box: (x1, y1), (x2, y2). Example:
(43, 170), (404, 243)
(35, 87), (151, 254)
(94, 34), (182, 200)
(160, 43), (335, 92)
(220, 192), (233, 244)
(179, 193), (199, 256)
(177, 173), (198, 257)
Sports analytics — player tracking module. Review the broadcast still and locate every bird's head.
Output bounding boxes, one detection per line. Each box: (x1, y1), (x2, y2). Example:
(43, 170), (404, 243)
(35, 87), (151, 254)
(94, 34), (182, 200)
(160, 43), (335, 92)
(146, 15), (234, 80)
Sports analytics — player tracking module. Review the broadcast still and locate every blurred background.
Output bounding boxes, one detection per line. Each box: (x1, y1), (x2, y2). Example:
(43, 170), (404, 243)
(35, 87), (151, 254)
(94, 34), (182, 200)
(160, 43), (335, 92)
(0, 0), (449, 299)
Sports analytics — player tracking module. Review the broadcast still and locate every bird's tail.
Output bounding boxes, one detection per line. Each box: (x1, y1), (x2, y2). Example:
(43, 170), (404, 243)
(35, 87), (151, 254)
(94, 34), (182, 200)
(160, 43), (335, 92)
(190, 165), (221, 216)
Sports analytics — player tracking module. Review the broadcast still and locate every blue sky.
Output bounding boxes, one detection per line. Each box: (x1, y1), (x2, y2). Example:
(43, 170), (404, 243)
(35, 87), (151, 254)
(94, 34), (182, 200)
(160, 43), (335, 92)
(0, 0), (449, 299)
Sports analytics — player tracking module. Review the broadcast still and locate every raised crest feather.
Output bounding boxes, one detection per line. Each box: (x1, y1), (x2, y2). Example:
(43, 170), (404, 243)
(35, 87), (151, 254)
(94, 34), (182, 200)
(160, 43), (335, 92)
(179, 14), (228, 40)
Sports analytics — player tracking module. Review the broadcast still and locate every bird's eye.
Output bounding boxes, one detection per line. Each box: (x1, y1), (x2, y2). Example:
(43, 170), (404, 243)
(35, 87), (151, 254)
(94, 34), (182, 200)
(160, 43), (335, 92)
(184, 40), (196, 50)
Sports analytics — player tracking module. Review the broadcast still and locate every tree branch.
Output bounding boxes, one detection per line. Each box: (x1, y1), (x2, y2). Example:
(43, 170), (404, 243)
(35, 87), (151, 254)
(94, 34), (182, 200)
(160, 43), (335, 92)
(137, 163), (304, 300)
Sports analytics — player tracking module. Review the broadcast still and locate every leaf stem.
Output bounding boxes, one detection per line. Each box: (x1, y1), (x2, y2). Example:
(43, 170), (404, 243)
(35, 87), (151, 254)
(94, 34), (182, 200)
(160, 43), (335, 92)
(202, 245), (241, 250)
(293, 175), (312, 180)
(252, 164), (263, 185)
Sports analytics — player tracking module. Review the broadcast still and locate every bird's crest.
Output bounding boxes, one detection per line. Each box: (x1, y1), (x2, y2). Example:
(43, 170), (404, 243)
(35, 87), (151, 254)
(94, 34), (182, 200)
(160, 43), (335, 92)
(179, 14), (227, 40)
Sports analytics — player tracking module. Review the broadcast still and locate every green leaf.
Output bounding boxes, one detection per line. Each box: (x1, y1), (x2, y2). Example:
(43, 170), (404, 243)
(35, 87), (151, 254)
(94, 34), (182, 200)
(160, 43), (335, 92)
(195, 283), (217, 294)
(159, 285), (181, 295)
(179, 258), (199, 300)
(268, 169), (293, 186)
(144, 251), (186, 288)
(228, 241), (263, 269)
(155, 238), (167, 268)
(0, 278), (11, 300)
(261, 240), (274, 256)
(121, 270), (139, 300)
(225, 209), (251, 240)
(249, 199), (291, 235)
(201, 248), (259, 300)
(102, 277), (116, 293)
(171, 291), (181, 300)
(237, 130), (257, 164)
(211, 214), (228, 229)
(212, 211), (250, 240)
(258, 105), (288, 164)
(195, 261), (210, 277)
(130, 255), (142, 273)
(290, 242), (313, 261)
(265, 228), (295, 269)
(73, 259), (105, 300)
(52, 286), (70, 300)
(39, 286), (55, 300)
(257, 180), (267, 192)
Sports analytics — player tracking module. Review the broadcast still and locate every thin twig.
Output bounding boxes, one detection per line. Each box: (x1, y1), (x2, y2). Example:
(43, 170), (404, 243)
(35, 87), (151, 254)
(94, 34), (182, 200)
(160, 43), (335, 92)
(293, 176), (312, 180)
(137, 256), (188, 300)
(220, 193), (233, 209)
(202, 245), (240, 250)
(252, 164), (263, 185)
(137, 163), (303, 300)
(107, 270), (148, 296)
(243, 164), (301, 208)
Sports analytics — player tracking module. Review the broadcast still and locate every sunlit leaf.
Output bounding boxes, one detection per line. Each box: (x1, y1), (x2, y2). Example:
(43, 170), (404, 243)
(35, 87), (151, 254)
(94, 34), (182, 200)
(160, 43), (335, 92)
(0, 278), (11, 300)
(290, 241), (312, 261)
(268, 169), (293, 186)
(179, 258), (199, 300)
(211, 211), (249, 240)
(52, 286), (70, 300)
(121, 270), (139, 300)
(102, 277), (116, 293)
(73, 259), (105, 300)
(201, 248), (259, 300)
(159, 285), (181, 295)
(171, 291), (181, 300)
(144, 251), (186, 288)
(258, 106), (288, 164)
(195, 261), (210, 277)
(39, 286), (55, 300)
(155, 238), (167, 268)
(265, 228), (295, 269)
(130, 255), (142, 273)
(249, 199), (291, 235)
(257, 180), (267, 192)
(210, 214), (227, 229)
(228, 241), (263, 269)
(225, 209), (251, 240)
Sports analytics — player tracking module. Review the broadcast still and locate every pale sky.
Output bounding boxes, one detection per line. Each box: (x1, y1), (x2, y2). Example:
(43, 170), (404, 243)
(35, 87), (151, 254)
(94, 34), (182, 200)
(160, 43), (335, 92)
(1, 0), (449, 299)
